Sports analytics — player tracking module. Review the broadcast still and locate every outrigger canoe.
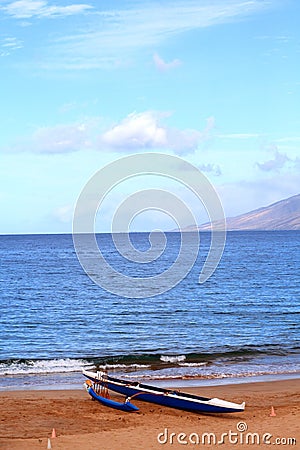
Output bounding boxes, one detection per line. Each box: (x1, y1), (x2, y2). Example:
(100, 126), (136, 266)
(83, 369), (245, 414)
(84, 379), (139, 412)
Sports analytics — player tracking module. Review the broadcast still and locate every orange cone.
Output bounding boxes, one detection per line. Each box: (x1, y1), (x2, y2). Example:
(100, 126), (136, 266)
(270, 406), (276, 417)
(51, 428), (56, 438)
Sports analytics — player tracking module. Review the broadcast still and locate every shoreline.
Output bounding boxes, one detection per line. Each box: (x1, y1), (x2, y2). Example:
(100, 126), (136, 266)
(0, 372), (300, 393)
(1, 370), (300, 392)
(0, 378), (299, 449)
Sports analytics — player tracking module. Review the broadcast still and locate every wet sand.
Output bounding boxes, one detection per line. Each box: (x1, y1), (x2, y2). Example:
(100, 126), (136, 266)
(0, 378), (299, 449)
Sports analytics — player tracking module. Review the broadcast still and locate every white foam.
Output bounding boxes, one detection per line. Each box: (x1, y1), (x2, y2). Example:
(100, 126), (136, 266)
(0, 359), (89, 376)
(179, 362), (207, 367)
(99, 364), (150, 370)
(160, 355), (186, 363)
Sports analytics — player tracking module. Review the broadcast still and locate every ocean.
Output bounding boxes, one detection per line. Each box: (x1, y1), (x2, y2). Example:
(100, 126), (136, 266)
(0, 231), (299, 390)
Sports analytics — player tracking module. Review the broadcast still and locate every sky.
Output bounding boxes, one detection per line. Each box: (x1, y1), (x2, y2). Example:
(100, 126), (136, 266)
(0, 0), (299, 233)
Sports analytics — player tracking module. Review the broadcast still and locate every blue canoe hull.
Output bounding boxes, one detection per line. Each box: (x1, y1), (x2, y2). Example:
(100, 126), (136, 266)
(86, 385), (139, 412)
(83, 371), (245, 414)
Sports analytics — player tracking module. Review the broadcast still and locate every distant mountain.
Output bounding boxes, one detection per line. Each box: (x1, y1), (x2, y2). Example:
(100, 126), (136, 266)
(198, 194), (300, 231)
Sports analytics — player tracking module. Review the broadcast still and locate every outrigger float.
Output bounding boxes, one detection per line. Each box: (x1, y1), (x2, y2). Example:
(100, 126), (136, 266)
(83, 369), (245, 414)
(84, 379), (139, 412)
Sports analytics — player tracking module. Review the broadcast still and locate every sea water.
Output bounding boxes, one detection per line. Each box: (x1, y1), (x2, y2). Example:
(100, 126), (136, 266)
(0, 231), (299, 390)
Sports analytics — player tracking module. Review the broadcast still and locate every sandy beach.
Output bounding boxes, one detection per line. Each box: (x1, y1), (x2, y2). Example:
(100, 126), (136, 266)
(0, 378), (299, 449)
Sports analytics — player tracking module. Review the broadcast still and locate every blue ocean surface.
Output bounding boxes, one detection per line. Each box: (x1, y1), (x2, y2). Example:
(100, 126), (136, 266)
(0, 231), (299, 390)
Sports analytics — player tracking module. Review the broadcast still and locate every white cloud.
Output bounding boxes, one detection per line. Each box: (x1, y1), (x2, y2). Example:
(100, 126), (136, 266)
(1, 112), (214, 155)
(256, 150), (290, 172)
(3, 0), (46, 18)
(99, 111), (214, 154)
(2, 36), (22, 48)
(1, 112), (213, 155)
(33, 123), (91, 153)
(153, 53), (181, 72)
(100, 111), (169, 151)
(2, 0), (93, 19)
(198, 163), (222, 176)
(31, 0), (272, 70)
(3, 121), (95, 154)
(0, 36), (23, 56)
